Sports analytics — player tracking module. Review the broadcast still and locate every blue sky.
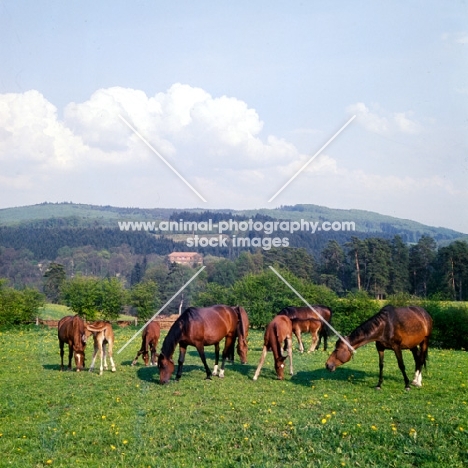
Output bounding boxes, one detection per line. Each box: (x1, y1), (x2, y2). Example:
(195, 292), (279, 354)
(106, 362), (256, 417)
(1, 1), (467, 232)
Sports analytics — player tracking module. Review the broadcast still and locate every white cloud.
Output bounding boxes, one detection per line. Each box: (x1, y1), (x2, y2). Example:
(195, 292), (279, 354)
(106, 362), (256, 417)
(347, 102), (422, 135)
(0, 86), (466, 233)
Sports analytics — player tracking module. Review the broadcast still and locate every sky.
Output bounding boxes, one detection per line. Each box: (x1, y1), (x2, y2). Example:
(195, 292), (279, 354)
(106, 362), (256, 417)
(0, 1), (467, 232)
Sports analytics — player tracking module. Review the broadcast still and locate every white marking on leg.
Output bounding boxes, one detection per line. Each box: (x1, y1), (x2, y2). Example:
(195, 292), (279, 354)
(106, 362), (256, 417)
(411, 370), (422, 387)
(219, 368), (225, 378)
(213, 364), (219, 376)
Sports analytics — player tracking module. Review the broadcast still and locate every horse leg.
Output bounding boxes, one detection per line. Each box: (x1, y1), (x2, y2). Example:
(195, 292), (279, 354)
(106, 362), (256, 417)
(287, 337), (294, 376)
(393, 346), (411, 390)
(253, 345), (268, 381)
(296, 329), (304, 353)
(108, 341), (116, 372)
(175, 346), (187, 381)
(308, 329), (319, 353)
(102, 342), (108, 373)
(411, 338), (428, 387)
(376, 342), (385, 389)
(89, 342), (98, 373)
(323, 329), (328, 351)
(67, 344), (73, 371)
(219, 336), (235, 378)
(213, 342), (220, 376)
(150, 340), (157, 366)
(410, 347), (422, 387)
(131, 347), (143, 366)
(59, 341), (65, 371)
(195, 344), (212, 380)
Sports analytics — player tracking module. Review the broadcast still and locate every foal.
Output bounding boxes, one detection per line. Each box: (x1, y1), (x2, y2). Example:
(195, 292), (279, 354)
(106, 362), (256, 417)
(131, 321), (161, 366)
(253, 315), (293, 381)
(86, 321), (116, 375)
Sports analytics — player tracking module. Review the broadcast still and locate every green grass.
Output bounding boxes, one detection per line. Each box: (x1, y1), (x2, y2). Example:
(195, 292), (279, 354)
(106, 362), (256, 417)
(0, 326), (466, 467)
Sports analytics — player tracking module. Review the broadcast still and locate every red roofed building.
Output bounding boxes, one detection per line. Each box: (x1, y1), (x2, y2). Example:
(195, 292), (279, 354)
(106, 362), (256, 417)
(167, 252), (203, 266)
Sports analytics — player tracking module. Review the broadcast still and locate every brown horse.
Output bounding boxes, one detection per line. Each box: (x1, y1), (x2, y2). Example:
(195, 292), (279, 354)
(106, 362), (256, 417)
(326, 305), (433, 390)
(58, 315), (88, 371)
(277, 305), (333, 352)
(86, 321), (116, 375)
(158, 305), (248, 384)
(253, 315), (293, 381)
(131, 321), (161, 366)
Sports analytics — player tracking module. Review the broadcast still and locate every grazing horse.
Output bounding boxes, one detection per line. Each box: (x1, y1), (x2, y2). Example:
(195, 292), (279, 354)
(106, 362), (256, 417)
(86, 321), (116, 375)
(253, 315), (293, 381)
(158, 305), (248, 384)
(131, 321), (161, 366)
(325, 305), (433, 390)
(58, 315), (88, 371)
(277, 305), (333, 352)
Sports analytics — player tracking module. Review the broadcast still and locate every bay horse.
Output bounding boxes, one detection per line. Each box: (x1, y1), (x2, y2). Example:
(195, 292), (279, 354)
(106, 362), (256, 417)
(86, 321), (116, 375)
(58, 315), (88, 371)
(325, 305), (433, 390)
(131, 321), (161, 366)
(158, 305), (248, 384)
(253, 315), (293, 381)
(277, 305), (333, 352)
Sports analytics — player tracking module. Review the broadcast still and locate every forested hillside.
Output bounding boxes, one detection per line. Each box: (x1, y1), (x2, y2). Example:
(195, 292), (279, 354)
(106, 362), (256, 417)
(0, 203), (467, 316)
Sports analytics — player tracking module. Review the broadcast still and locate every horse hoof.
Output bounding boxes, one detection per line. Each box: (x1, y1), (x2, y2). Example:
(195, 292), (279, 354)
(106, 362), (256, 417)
(205, 376), (212, 381)
(375, 386), (381, 390)
(405, 386), (411, 391)
(112, 369), (116, 373)
(411, 381), (421, 387)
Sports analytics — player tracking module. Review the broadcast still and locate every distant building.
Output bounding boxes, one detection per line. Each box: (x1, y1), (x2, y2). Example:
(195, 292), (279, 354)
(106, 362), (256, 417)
(167, 252), (203, 266)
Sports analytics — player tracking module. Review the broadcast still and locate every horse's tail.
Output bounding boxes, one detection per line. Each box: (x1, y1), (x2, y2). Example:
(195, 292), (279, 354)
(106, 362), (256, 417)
(421, 337), (430, 370)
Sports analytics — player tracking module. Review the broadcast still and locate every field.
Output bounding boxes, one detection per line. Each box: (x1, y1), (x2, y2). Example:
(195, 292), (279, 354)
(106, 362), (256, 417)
(0, 325), (466, 468)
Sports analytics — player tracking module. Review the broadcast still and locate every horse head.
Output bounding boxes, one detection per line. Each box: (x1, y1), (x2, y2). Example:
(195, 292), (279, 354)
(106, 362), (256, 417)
(325, 337), (353, 372)
(274, 355), (288, 380)
(235, 306), (249, 364)
(157, 353), (175, 384)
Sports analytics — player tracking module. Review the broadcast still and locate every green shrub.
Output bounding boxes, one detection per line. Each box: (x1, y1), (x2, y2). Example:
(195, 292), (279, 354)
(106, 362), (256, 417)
(0, 280), (45, 325)
(332, 291), (381, 335)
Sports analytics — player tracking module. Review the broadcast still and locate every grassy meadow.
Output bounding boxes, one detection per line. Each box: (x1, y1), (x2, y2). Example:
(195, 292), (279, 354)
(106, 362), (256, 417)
(0, 325), (466, 468)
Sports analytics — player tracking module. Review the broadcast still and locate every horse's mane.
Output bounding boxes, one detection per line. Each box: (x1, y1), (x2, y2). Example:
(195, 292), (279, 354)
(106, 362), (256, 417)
(348, 305), (394, 342)
(160, 307), (199, 358)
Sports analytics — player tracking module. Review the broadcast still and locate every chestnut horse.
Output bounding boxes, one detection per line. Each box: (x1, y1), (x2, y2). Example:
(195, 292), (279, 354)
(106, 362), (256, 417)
(253, 315), (293, 381)
(58, 315), (88, 371)
(277, 305), (333, 352)
(131, 321), (161, 366)
(326, 305), (432, 390)
(86, 321), (116, 375)
(158, 305), (248, 384)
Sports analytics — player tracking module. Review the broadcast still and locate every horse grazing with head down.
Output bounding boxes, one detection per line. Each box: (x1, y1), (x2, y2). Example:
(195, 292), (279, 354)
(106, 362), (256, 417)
(58, 315), (88, 371)
(85, 321), (116, 375)
(277, 305), (332, 352)
(132, 321), (161, 366)
(326, 305), (432, 390)
(253, 315), (293, 381)
(158, 305), (248, 384)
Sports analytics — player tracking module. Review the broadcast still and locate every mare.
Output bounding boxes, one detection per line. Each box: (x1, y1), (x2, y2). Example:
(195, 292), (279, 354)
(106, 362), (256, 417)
(58, 315), (88, 371)
(253, 315), (293, 381)
(277, 305), (333, 352)
(86, 321), (116, 375)
(132, 321), (161, 366)
(158, 305), (248, 384)
(325, 305), (433, 390)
